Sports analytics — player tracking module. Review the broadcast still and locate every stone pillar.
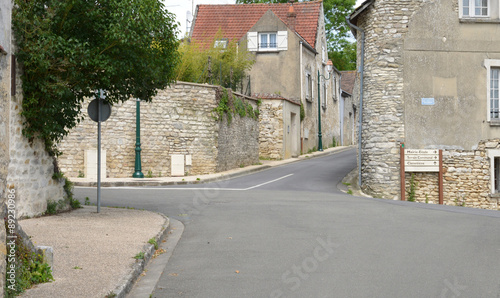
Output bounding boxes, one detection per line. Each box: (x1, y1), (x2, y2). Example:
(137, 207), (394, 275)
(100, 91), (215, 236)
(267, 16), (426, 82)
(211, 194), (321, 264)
(354, 0), (428, 200)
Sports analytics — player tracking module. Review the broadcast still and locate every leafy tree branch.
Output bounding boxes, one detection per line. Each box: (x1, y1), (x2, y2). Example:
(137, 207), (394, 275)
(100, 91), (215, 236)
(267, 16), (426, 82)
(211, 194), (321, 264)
(12, 0), (180, 155)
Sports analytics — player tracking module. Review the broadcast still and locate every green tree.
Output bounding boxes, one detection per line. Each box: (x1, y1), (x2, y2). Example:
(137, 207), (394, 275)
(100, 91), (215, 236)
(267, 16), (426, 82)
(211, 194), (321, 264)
(12, 0), (180, 155)
(329, 39), (356, 71)
(176, 34), (255, 92)
(236, 0), (356, 70)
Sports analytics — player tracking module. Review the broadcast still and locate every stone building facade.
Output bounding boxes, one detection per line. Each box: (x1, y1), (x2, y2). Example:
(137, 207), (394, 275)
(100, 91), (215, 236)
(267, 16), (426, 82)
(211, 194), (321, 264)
(57, 82), (259, 178)
(349, 0), (500, 209)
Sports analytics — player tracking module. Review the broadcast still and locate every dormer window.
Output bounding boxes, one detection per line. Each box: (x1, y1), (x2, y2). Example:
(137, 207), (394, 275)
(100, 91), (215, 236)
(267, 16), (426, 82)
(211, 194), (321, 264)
(214, 39), (228, 49)
(247, 31), (288, 52)
(259, 32), (277, 50)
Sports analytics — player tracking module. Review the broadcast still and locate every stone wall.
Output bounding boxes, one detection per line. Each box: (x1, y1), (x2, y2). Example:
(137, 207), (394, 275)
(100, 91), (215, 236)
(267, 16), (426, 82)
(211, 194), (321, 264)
(217, 94), (259, 171)
(1, 2), (68, 294)
(404, 140), (499, 210)
(7, 55), (66, 219)
(2, 4), (65, 219)
(8, 67), (66, 218)
(353, 0), (431, 199)
(58, 82), (259, 178)
(258, 99), (284, 159)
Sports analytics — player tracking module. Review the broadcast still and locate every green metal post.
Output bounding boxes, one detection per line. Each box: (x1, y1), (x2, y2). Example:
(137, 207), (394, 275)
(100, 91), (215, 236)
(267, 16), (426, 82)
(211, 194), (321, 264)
(133, 98), (144, 178)
(317, 70), (323, 151)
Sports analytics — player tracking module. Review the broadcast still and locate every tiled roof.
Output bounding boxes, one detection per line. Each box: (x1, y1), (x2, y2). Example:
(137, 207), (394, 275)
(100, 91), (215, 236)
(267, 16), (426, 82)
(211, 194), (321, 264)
(191, 1), (322, 49)
(341, 70), (356, 95)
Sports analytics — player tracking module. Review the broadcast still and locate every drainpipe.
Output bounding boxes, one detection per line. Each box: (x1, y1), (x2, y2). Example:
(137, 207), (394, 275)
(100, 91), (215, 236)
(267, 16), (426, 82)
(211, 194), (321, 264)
(300, 41), (304, 153)
(339, 73), (344, 146)
(347, 16), (365, 188)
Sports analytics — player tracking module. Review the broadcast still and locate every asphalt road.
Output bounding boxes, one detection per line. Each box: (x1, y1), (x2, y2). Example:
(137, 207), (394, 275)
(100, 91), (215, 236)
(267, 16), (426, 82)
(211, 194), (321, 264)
(74, 149), (500, 298)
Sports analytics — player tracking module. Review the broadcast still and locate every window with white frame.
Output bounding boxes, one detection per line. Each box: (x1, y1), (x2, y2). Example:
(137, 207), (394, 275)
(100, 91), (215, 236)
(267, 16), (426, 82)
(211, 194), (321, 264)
(486, 59), (500, 122)
(488, 149), (500, 194)
(306, 73), (313, 101)
(491, 68), (499, 119)
(214, 39), (228, 49)
(247, 31), (288, 52)
(322, 81), (327, 108)
(259, 32), (277, 50)
(461, 0), (489, 17)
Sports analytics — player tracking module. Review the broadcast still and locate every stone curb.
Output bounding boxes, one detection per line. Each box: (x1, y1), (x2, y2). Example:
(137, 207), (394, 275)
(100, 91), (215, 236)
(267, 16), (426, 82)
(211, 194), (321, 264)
(72, 146), (353, 188)
(72, 165), (272, 187)
(111, 213), (171, 298)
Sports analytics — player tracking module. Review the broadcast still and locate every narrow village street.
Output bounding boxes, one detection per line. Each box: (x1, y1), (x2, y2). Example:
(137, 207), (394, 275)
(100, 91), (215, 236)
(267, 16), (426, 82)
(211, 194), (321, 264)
(75, 149), (500, 297)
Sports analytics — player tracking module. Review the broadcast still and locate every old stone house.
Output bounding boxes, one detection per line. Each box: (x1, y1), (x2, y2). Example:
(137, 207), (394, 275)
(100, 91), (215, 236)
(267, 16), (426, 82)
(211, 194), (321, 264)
(190, 1), (348, 158)
(349, 0), (500, 209)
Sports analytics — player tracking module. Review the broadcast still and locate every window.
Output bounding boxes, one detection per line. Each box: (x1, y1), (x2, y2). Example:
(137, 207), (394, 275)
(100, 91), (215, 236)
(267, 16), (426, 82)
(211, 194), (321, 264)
(461, 0), (489, 17)
(306, 73), (313, 101)
(485, 59), (500, 122)
(259, 33), (277, 50)
(247, 31), (287, 52)
(214, 39), (228, 49)
(491, 68), (499, 119)
(488, 149), (500, 194)
(495, 156), (500, 192)
(322, 81), (327, 108)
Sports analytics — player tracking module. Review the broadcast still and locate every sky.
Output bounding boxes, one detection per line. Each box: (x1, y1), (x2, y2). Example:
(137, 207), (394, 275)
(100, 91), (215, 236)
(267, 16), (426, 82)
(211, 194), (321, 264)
(163, 0), (236, 38)
(163, 0), (365, 39)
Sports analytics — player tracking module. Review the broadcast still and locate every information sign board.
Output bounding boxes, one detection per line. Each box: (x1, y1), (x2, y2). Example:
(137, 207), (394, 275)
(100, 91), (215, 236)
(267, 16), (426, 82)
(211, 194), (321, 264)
(404, 149), (439, 172)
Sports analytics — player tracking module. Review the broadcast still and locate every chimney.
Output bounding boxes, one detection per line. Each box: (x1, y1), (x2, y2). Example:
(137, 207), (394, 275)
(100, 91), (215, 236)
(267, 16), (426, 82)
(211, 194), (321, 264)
(287, 0), (297, 32)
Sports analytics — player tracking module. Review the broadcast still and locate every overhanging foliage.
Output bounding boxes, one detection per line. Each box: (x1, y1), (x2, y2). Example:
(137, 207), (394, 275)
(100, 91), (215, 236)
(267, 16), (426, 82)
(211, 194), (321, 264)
(12, 0), (180, 155)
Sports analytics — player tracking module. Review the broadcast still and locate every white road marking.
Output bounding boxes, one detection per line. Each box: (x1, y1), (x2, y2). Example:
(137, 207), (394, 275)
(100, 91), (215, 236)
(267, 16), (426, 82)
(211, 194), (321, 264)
(75, 174), (295, 191)
(243, 174), (294, 190)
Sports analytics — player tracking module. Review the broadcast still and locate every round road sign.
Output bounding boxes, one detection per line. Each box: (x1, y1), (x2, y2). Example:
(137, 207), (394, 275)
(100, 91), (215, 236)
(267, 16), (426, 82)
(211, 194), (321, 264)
(88, 99), (112, 122)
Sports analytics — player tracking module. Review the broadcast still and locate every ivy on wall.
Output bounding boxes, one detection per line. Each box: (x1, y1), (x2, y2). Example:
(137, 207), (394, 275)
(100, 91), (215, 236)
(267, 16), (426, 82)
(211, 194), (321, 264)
(12, 0), (180, 155)
(213, 87), (260, 125)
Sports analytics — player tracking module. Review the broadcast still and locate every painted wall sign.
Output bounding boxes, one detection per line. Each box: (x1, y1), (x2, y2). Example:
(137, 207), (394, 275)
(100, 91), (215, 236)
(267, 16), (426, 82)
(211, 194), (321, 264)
(421, 98), (435, 106)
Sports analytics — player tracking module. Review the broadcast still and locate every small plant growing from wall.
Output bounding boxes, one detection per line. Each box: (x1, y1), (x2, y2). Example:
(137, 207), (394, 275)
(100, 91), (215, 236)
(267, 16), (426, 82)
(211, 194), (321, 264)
(4, 226), (53, 296)
(213, 87), (259, 125)
(407, 173), (417, 202)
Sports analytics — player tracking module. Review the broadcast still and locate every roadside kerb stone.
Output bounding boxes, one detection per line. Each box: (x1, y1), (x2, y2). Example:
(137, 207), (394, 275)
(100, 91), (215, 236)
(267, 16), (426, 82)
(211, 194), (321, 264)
(111, 215), (170, 298)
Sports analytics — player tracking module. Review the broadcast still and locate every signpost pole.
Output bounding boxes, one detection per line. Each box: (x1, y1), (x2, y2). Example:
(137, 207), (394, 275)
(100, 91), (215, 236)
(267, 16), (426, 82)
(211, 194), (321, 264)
(439, 150), (443, 205)
(400, 143), (405, 201)
(97, 90), (102, 213)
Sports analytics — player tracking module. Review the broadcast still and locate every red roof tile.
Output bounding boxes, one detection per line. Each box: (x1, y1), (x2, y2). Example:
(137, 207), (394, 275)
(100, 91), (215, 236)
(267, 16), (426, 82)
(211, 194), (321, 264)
(191, 1), (322, 49)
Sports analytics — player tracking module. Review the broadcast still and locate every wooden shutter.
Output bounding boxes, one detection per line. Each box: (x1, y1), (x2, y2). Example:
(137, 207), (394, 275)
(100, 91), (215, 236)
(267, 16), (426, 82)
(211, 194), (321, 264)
(247, 32), (258, 51)
(277, 31), (287, 51)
